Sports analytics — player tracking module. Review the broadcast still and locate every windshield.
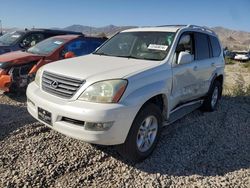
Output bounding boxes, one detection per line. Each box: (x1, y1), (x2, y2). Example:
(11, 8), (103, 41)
(27, 38), (66, 55)
(0, 31), (24, 45)
(94, 32), (175, 61)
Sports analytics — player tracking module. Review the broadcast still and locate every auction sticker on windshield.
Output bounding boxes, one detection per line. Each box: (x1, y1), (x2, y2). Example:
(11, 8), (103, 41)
(54, 41), (63, 45)
(11, 34), (21, 38)
(148, 44), (168, 51)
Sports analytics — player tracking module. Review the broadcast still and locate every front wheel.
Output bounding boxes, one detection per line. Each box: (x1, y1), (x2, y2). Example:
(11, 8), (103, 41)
(116, 103), (162, 162)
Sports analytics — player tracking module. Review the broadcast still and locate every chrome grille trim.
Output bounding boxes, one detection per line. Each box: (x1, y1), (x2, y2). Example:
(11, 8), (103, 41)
(42, 71), (84, 99)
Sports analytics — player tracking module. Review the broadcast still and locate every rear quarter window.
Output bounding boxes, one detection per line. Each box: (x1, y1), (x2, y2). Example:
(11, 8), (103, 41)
(209, 36), (221, 57)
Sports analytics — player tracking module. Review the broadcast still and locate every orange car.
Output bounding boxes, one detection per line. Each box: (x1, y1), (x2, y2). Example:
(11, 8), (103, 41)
(0, 35), (107, 92)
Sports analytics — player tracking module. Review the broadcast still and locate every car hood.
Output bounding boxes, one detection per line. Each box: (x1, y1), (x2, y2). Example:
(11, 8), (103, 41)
(0, 45), (12, 55)
(42, 54), (161, 81)
(0, 51), (43, 68)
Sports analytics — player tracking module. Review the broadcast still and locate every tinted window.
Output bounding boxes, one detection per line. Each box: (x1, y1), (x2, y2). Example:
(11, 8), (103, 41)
(209, 36), (221, 57)
(195, 33), (210, 60)
(0, 31), (25, 45)
(65, 39), (90, 56)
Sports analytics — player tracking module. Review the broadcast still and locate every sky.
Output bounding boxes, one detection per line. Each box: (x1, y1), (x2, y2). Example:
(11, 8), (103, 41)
(0, 0), (250, 31)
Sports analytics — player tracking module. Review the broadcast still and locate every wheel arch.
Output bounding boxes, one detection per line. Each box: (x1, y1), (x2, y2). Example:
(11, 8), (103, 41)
(137, 93), (169, 120)
(208, 73), (224, 98)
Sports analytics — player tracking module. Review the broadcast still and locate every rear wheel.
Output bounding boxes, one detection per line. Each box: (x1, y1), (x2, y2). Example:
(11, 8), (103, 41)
(116, 103), (162, 162)
(201, 80), (222, 112)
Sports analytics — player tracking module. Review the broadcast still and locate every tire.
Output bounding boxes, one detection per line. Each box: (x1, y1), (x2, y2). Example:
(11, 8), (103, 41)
(201, 80), (222, 112)
(116, 103), (163, 162)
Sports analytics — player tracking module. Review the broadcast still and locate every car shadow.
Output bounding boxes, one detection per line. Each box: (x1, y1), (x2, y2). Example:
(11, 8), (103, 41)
(3, 91), (27, 103)
(0, 103), (36, 140)
(96, 95), (250, 177)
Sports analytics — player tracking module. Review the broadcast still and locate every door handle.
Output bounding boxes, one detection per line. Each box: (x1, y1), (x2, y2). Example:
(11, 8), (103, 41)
(211, 62), (215, 67)
(193, 66), (198, 71)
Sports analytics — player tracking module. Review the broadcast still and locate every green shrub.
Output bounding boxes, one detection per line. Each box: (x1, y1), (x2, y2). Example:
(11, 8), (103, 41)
(242, 62), (250, 71)
(225, 57), (235, 65)
(225, 74), (250, 97)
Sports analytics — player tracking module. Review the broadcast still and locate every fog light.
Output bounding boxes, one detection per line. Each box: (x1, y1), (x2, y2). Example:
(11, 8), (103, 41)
(84, 121), (114, 131)
(27, 98), (35, 107)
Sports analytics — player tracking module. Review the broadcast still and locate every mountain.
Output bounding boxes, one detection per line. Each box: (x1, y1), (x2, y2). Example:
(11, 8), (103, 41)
(211, 27), (250, 50)
(63, 24), (136, 37)
(2, 25), (250, 50)
(63, 25), (250, 50)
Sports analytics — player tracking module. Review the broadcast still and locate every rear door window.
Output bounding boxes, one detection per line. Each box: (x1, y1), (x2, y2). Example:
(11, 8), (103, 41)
(194, 33), (210, 60)
(64, 39), (90, 56)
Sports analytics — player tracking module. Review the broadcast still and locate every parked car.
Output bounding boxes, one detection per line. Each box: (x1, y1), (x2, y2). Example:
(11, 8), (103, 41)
(0, 28), (83, 55)
(0, 35), (107, 92)
(27, 25), (224, 162)
(233, 51), (250, 61)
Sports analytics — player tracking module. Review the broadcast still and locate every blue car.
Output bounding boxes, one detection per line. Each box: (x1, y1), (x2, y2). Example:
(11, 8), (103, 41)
(0, 28), (83, 55)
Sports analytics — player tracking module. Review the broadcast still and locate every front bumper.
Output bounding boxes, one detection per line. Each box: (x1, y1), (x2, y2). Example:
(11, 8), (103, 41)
(26, 82), (139, 145)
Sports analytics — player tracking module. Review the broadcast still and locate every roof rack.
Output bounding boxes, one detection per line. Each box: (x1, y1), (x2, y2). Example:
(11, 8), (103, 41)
(157, 24), (187, 28)
(186, 25), (216, 34)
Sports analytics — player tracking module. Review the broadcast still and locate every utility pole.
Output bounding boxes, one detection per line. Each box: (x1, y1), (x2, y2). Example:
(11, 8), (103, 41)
(0, 20), (2, 36)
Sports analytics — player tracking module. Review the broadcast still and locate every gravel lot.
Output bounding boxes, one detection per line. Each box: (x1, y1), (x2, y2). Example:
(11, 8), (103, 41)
(0, 64), (250, 187)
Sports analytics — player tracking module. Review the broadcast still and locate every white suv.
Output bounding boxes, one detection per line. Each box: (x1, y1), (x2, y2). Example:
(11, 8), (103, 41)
(27, 25), (225, 162)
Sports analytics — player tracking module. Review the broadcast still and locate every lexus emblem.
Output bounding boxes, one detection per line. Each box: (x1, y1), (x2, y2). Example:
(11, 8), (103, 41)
(51, 81), (59, 89)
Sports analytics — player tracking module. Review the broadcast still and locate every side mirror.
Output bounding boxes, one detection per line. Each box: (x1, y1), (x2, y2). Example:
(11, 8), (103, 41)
(177, 51), (193, 65)
(64, 51), (75, 59)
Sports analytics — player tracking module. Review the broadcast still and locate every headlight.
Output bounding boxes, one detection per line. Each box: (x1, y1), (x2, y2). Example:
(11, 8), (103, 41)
(78, 79), (128, 103)
(34, 68), (43, 87)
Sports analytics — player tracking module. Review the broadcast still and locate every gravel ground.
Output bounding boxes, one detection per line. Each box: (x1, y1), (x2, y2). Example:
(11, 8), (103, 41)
(0, 64), (250, 187)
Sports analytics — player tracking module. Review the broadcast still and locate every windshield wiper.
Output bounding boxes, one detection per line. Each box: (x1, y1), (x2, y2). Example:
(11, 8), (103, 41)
(113, 55), (160, 61)
(138, 57), (161, 61)
(93, 53), (160, 61)
(111, 55), (140, 59)
(93, 52), (111, 56)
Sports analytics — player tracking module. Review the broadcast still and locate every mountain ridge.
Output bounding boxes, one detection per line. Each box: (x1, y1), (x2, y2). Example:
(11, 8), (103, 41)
(63, 25), (250, 50)
(2, 25), (250, 50)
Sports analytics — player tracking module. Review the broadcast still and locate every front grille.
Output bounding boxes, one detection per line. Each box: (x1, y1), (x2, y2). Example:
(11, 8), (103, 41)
(42, 71), (84, 99)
